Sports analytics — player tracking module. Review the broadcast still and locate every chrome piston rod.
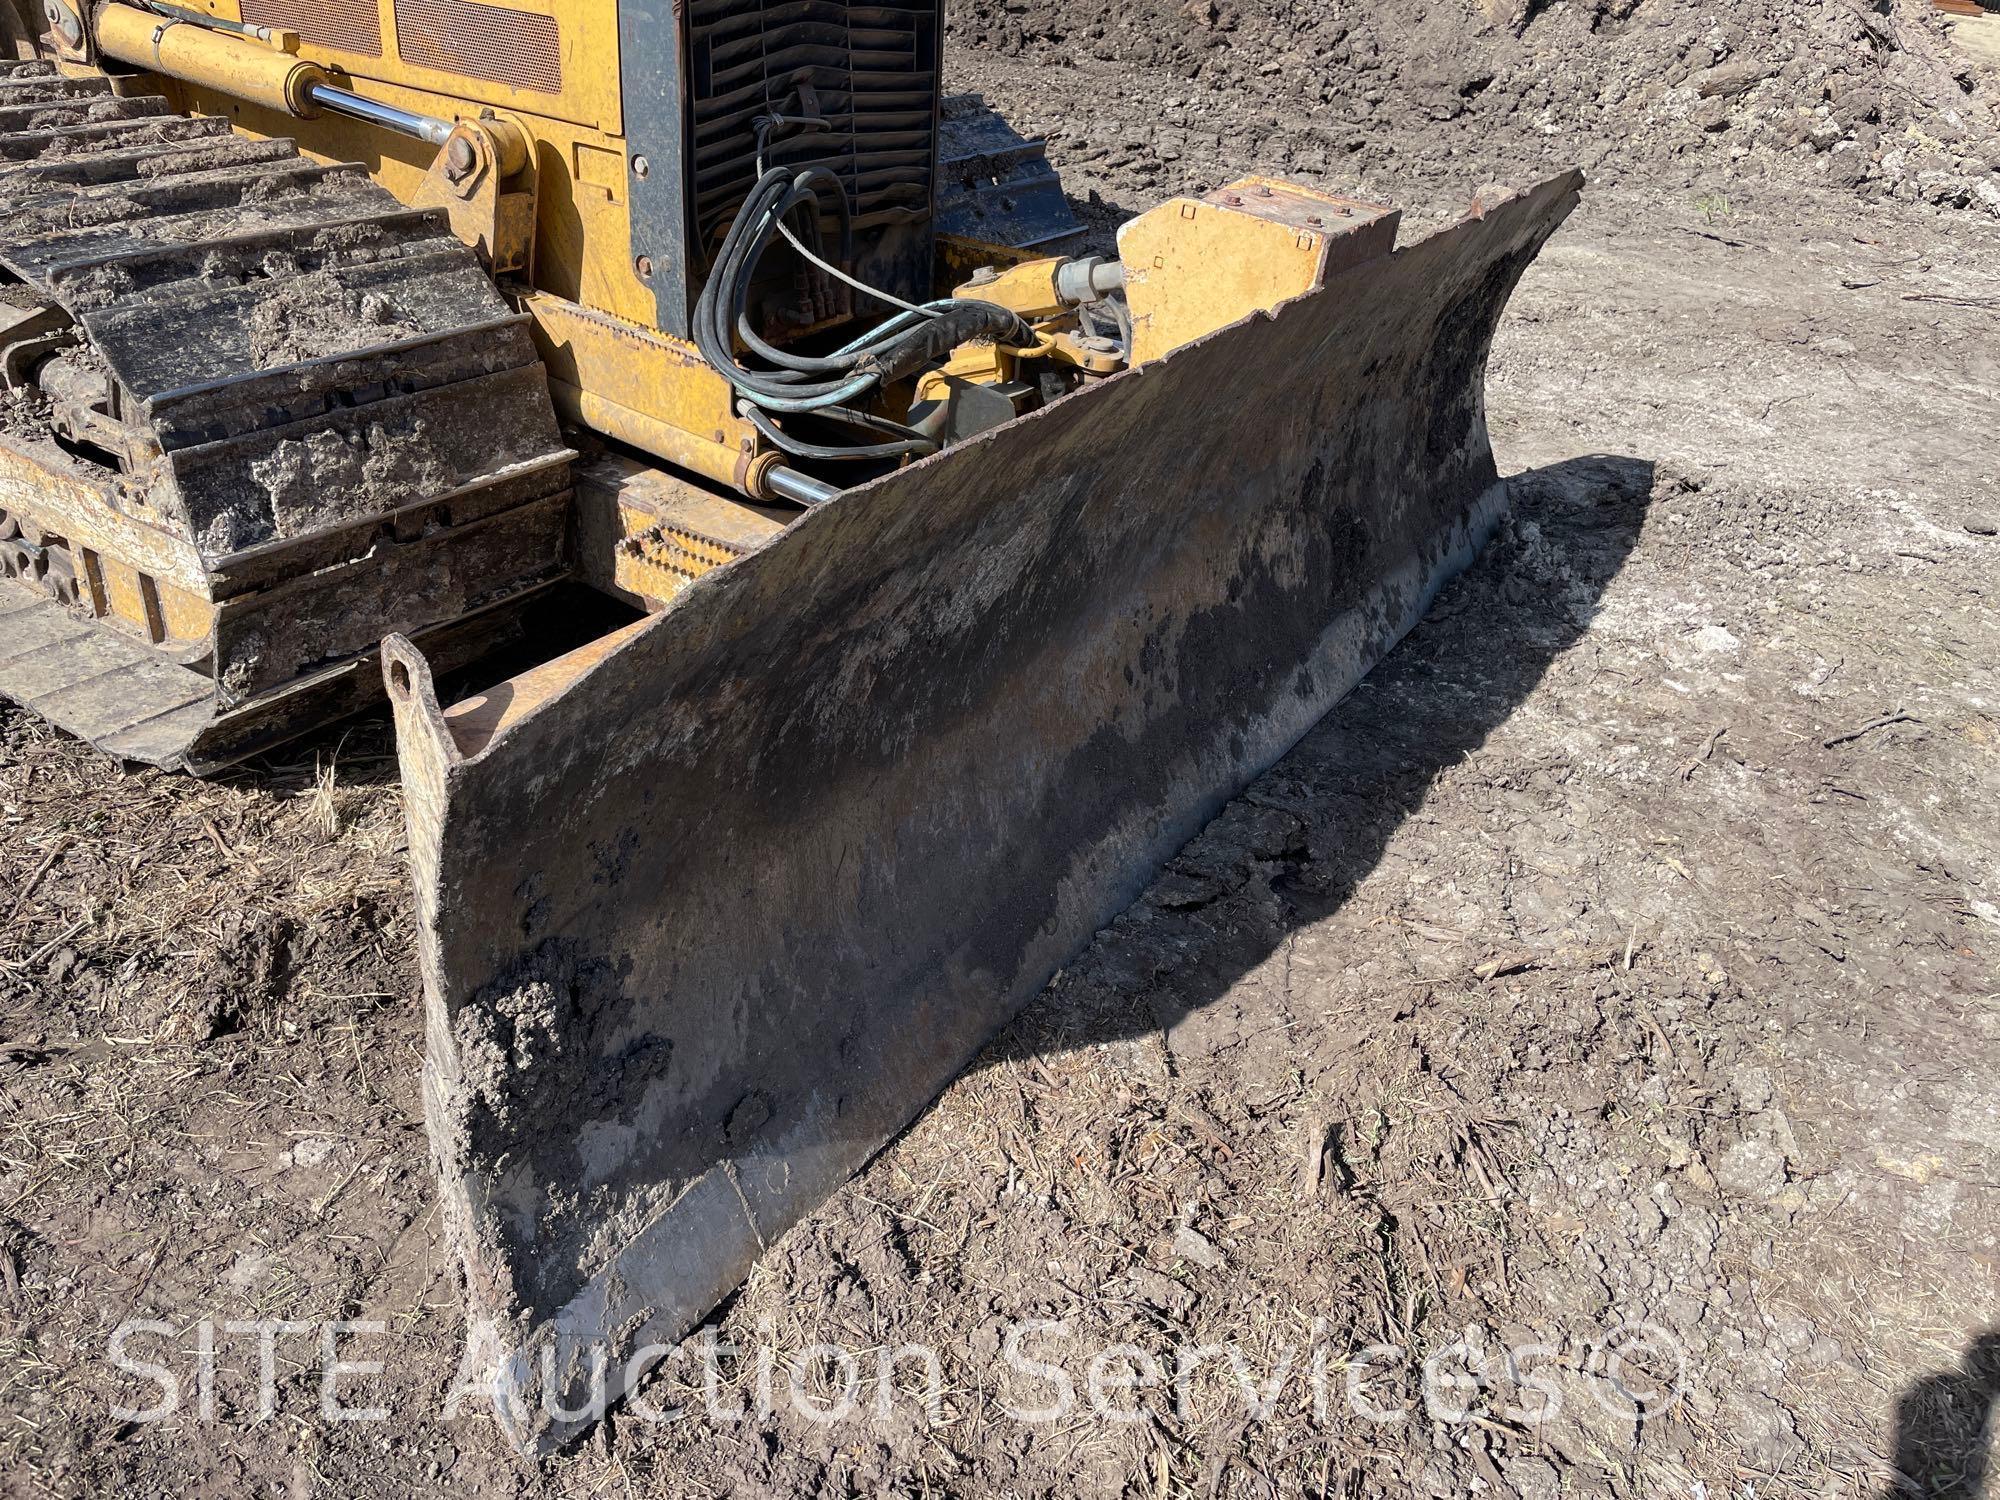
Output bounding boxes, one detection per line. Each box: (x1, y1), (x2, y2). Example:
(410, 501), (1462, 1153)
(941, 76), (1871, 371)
(302, 81), (454, 147)
(764, 466), (844, 508)
(93, 2), (456, 147)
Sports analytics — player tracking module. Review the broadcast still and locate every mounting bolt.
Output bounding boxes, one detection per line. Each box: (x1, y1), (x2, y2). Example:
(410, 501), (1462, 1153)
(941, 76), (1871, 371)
(632, 154), (651, 179)
(636, 255), (654, 280)
(444, 135), (476, 184)
(1254, 183), (1273, 197)
(1222, 191), (1242, 206)
(1305, 214), (1324, 227)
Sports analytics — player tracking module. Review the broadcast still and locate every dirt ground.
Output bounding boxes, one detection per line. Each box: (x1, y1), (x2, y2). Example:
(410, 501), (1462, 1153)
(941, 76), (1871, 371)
(5, 5), (2000, 1499)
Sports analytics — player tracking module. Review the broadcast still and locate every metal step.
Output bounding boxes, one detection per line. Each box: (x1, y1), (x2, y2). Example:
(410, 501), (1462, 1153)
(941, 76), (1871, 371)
(0, 578), (214, 764)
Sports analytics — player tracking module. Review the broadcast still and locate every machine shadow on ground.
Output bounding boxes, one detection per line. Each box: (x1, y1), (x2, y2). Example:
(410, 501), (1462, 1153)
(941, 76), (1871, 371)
(1887, 1330), (2000, 1500)
(976, 451), (1657, 1070)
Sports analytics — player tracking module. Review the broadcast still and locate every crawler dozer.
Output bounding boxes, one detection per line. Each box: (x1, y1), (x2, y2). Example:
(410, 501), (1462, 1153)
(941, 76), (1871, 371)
(0, 0), (1580, 1450)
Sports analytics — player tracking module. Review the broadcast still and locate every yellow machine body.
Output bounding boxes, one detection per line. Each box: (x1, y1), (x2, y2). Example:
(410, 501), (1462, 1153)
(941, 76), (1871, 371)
(121, 0), (645, 312)
(73, 0), (760, 495)
(0, 0), (1448, 762)
(1117, 175), (1402, 365)
(42, 4), (1394, 518)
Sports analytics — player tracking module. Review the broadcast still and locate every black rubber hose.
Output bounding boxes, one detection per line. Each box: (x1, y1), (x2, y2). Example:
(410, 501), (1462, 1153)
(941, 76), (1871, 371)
(692, 170), (784, 380)
(700, 169), (903, 392)
(725, 179), (880, 387)
(852, 299), (1029, 384)
(693, 165), (1029, 448)
(702, 177), (886, 400)
(736, 304), (932, 376)
(739, 401), (938, 462)
(789, 166), (852, 262)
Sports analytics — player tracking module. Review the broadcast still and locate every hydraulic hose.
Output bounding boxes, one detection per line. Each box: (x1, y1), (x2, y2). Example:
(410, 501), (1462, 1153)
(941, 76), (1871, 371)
(693, 164), (1030, 463)
(738, 402), (937, 463)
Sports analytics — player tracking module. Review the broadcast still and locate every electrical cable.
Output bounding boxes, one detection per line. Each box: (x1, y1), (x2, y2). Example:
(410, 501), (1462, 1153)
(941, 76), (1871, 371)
(772, 215), (938, 319)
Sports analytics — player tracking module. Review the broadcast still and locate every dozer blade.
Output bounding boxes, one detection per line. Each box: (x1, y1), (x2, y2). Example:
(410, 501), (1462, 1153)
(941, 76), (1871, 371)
(386, 170), (1582, 1451)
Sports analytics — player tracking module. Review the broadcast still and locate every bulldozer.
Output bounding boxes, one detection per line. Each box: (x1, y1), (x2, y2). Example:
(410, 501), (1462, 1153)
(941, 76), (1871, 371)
(0, 0), (1580, 1450)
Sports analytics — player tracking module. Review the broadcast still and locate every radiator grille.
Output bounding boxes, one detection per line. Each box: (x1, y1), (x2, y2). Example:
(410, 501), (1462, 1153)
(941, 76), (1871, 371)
(394, 0), (563, 94)
(241, 0), (383, 57)
(684, 0), (937, 258)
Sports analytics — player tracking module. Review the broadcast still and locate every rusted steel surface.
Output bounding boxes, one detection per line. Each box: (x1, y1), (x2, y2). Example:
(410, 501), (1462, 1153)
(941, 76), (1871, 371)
(387, 170), (1584, 1452)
